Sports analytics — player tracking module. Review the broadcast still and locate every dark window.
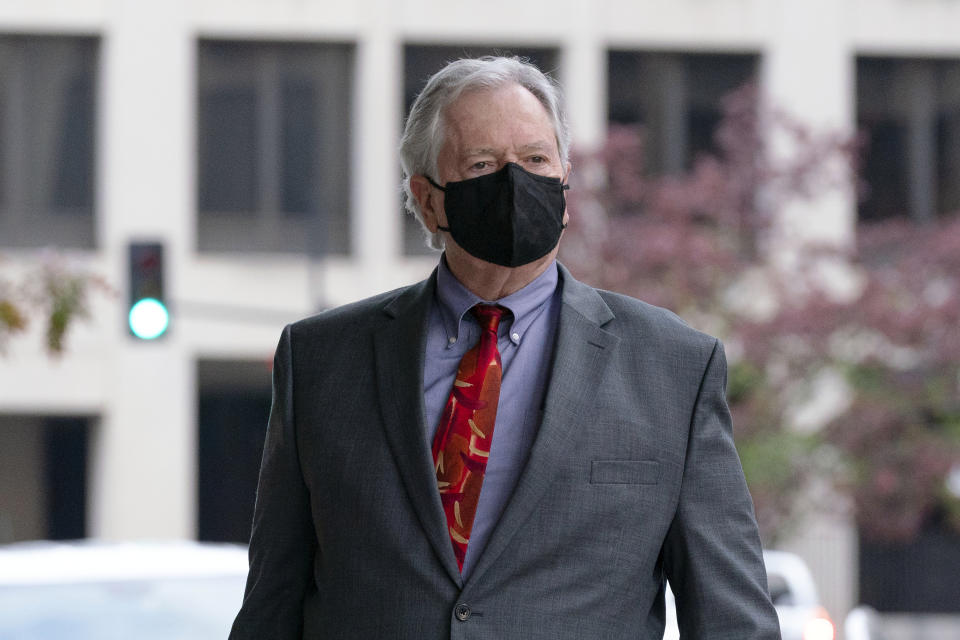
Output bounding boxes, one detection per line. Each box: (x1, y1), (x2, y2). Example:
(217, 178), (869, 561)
(0, 36), (97, 248)
(197, 40), (353, 254)
(199, 85), (259, 214)
(401, 44), (560, 255)
(608, 50), (758, 176)
(43, 417), (89, 540)
(196, 360), (271, 544)
(857, 118), (908, 221)
(859, 516), (960, 613)
(857, 57), (960, 222)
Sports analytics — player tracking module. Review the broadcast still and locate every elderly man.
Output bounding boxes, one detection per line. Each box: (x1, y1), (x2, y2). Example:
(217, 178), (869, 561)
(230, 56), (781, 639)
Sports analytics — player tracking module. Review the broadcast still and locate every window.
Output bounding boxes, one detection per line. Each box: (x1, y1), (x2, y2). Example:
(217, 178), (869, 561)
(197, 40), (353, 254)
(401, 44), (560, 255)
(196, 359), (271, 544)
(857, 57), (960, 222)
(0, 415), (90, 542)
(608, 50), (758, 176)
(859, 518), (960, 613)
(0, 36), (97, 249)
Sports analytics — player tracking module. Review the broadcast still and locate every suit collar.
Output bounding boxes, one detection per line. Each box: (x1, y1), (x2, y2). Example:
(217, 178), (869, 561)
(381, 270), (434, 320)
(556, 262), (615, 327)
(374, 269), (467, 586)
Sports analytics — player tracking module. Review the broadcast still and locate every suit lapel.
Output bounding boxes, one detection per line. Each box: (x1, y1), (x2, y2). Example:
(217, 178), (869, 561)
(466, 266), (620, 586)
(373, 272), (464, 586)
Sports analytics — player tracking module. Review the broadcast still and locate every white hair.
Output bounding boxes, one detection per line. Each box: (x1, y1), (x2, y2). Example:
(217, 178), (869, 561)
(399, 56), (571, 250)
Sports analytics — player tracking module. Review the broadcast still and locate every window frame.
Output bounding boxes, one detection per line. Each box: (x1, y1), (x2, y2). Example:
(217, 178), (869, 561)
(0, 35), (98, 249)
(195, 39), (353, 255)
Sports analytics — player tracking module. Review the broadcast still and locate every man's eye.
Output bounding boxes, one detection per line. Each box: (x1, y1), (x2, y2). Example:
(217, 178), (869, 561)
(472, 161), (491, 171)
(529, 156), (545, 163)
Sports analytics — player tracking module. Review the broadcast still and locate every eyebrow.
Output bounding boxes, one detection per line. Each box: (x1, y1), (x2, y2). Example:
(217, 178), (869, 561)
(463, 141), (556, 157)
(463, 147), (499, 157)
(518, 141), (555, 153)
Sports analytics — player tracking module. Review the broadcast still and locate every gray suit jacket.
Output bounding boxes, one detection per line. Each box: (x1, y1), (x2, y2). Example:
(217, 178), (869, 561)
(229, 264), (781, 639)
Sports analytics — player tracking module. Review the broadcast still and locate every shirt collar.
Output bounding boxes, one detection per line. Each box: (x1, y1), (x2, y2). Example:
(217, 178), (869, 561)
(435, 255), (559, 347)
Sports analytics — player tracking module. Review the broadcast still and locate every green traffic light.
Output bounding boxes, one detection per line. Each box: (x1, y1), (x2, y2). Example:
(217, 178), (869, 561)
(128, 298), (170, 339)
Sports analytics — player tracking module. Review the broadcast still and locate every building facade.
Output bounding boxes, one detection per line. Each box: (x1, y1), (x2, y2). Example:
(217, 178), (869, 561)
(2, 0), (960, 629)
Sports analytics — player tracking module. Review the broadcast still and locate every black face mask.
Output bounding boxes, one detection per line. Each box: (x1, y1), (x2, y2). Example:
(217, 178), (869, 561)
(427, 162), (569, 268)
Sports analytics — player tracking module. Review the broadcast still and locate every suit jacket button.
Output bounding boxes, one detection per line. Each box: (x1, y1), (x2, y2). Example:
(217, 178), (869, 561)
(454, 603), (471, 621)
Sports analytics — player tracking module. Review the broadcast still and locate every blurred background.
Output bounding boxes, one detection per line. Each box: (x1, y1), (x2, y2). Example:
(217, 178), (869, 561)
(1, 0), (958, 638)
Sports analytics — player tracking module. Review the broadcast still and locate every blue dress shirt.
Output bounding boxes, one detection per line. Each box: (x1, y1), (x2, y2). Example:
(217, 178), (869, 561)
(423, 256), (561, 579)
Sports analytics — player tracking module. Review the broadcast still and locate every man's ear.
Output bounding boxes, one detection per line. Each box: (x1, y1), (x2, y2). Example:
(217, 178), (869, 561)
(410, 175), (442, 232)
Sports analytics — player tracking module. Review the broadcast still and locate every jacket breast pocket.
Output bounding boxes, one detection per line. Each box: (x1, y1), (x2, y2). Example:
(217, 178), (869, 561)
(590, 460), (661, 485)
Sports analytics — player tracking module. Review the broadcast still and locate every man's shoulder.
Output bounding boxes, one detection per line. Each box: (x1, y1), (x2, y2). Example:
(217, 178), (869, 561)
(595, 288), (686, 329)
(595, 288), (722, 368)
(287, 277), (431, 338)
(564, 272), (718, 353)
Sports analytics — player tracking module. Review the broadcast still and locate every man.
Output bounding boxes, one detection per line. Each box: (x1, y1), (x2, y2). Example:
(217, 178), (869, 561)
(230, 56), (781, 639)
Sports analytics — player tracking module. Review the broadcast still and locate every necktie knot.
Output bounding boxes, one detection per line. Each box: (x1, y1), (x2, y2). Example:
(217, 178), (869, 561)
(471, 304), (508, 334)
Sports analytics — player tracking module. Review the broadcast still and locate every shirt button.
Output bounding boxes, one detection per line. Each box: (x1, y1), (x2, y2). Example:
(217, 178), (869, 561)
(511, 332), (520, 342)
(454, 603), (471, 621)
(448, 336), (457, 344)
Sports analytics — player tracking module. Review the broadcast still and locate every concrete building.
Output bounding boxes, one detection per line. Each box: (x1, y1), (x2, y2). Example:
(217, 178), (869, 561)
(2, 0), (959, 631)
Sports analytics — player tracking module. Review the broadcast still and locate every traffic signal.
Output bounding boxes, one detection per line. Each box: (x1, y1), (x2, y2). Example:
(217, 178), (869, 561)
(128, 241), (169, 339)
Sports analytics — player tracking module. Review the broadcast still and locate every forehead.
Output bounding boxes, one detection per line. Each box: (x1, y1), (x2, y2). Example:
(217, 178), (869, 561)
(440, 83), (556, 155)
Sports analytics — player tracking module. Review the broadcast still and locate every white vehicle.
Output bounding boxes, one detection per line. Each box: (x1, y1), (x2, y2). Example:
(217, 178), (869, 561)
(844, 605), (885, 640)
(664, 550), (835, 640)
(765, 550), (835, 640)
(0, 540), (248, 639)
(0, 541), (832, 640)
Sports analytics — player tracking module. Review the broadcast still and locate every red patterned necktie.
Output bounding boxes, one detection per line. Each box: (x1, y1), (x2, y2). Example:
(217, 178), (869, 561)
(431, 304), (507, 571)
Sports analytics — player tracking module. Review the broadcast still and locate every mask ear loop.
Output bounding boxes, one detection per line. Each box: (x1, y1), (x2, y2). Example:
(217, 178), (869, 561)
(424, 176), (452, 231)
(425, 176), (447, 192)
(560, 177), (570, 229)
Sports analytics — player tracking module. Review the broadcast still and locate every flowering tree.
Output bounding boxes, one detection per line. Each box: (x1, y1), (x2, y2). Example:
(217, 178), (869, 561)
(807, 219), (960, 541)
(561, 85), (960, 544)
(0, 255), (108, 355)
